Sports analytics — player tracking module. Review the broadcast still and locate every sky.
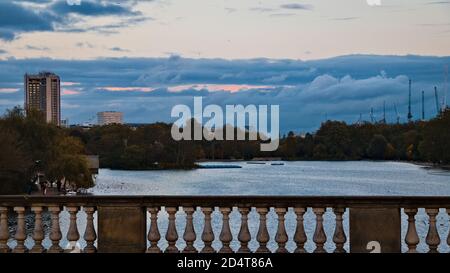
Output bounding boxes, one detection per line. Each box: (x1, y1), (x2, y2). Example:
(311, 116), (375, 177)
(0, 0), (449, 132)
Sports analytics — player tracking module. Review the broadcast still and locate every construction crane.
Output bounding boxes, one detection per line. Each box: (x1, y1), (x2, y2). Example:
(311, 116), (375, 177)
(407, 79), (413, 122)
(444, 65), (448, 110)
(422, 90), (425, 120)
(434, 86), (440, 115)
(394, 103), (400, 124)
(370, 107), (375, 123)
(356, 113), (363, 125)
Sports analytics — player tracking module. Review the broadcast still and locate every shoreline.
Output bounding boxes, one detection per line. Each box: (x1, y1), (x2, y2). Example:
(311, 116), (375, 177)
(410, 161), (450, 171)
(101, 159), (450, 171)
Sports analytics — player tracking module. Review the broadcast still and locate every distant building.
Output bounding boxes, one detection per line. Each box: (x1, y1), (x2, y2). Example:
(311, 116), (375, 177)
(24, 72), (61, 125)
(61, 118), (70, 128)
(97, 111), (124, 125)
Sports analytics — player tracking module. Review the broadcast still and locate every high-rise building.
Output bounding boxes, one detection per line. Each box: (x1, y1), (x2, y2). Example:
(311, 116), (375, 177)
(24, 72), (61, 125)
(97, 111), (124, 126)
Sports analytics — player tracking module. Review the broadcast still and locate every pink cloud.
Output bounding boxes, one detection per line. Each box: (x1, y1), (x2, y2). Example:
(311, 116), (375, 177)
(168, 84), (274, 93)
(0, 88), (19, 93)
(62, 89), (81, 95)
(98, 87), (155, 92)
(61, 82), (81, 86)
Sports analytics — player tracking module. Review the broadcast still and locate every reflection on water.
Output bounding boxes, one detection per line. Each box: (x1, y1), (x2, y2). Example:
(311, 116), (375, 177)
(8, 161), (450, 252)
(92, 161), (450, 196)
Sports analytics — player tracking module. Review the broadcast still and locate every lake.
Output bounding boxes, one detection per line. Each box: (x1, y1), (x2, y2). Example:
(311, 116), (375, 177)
(88, 161), (450, 253)
(91, 161), (450, 196)
(11, 161), (450, 252)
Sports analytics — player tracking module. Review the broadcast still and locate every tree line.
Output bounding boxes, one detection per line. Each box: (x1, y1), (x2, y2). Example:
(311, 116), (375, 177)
(278, 109), (449, 163)
(68, 109), (450, 169)
(1, 107), (449, 194)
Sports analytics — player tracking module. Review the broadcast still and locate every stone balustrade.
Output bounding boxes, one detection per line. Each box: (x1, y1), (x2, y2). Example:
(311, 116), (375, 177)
(0, 196), (449, 253)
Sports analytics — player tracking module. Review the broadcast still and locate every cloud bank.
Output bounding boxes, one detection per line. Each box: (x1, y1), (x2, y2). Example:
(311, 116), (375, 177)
(0, 54), (449, 132)
(0, 0), (147, 40)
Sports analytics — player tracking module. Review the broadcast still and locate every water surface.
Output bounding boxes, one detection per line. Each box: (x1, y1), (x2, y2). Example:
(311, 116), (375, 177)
(92, 161), (450, 196)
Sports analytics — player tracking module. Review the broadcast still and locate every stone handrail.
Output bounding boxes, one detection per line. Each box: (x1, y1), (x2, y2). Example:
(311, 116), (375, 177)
(0, 195), (449, 253)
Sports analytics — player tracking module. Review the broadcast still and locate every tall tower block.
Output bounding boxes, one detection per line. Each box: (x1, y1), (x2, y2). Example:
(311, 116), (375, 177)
(24, 72), (61, 126)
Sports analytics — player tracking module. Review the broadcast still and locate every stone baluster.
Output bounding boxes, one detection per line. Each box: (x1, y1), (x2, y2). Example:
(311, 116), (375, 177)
(30, 206), (45, 253)
(313, 207), (327, 253)
(425, 208), (440, 253)
(83, 207), (97, 253)
(0, 207), (10, 253)
(256, 207), (270, 253)
(66, 206), (80, 252)
(275, 208), (288, 253)
(219, 207), (233, 253)
(48, 206), (63, 253)
(237, 207), (251, 253)
(201, 207), (215, 253)
(182, 207), (197, 253)
(13, 207), (27, 253)
(404, 208), (419, 253)
(447, 209), (450, 251)
(165, 207), (179, 253)
(332, 207), (346, 253)
(147, 207), (161, 253)
(294, 207), (307, 253)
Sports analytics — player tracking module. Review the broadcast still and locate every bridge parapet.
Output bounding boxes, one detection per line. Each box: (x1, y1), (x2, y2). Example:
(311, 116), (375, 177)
(0, 196), (449, 253)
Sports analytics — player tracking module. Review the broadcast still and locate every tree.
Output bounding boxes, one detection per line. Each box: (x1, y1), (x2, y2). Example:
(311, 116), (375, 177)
(367, 134), (388, 159)
(282, 131), (297, 159)
(419, 109), (450, 163)
(313, 144), (328, 160)
(315, 121), (354, 160)
(0, 129), (33, 194)
(46, 136), (94, 188)
(0, 107), (94, 194)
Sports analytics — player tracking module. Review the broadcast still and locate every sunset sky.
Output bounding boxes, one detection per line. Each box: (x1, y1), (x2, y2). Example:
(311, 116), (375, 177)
(0, 0), (449, 132)
(1, 0), (449, 59)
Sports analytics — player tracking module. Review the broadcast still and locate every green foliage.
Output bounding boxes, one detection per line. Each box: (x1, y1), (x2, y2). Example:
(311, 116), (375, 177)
(418, 109), (450, 163)
(367, 134), (388, 159)
(277, 110), (449, 163)
(73, 122), (199, 170)
(0, 129), (33, 194)
(2, 105), (448, 193)
(0, 107), (93, 194)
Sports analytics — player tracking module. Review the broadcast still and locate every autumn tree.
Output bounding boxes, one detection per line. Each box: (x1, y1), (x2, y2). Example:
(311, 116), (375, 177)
(0, 107), (93, 194)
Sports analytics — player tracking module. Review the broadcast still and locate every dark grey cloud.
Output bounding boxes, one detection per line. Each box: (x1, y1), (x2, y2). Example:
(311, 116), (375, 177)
(270, 13), (295, 17)
(109, 47), (130, 52)
(19, 0), (53, 3)
(0, 1), (57, 40)
(332, 17), (359, 21)
(25, 45), (51, 51)
(0, 49), (7, 54)
(0, 55), (449, 132)
(250, 3), (313, 16)
(0, 0), (149, 41)
(280, 3), (313, 10)
(426, 1), (450, 4)
(249, 7), (276, 13)
(50, 0), (140, 16)
(64, 16), (152, 34)
(76, 42), (95, 48)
